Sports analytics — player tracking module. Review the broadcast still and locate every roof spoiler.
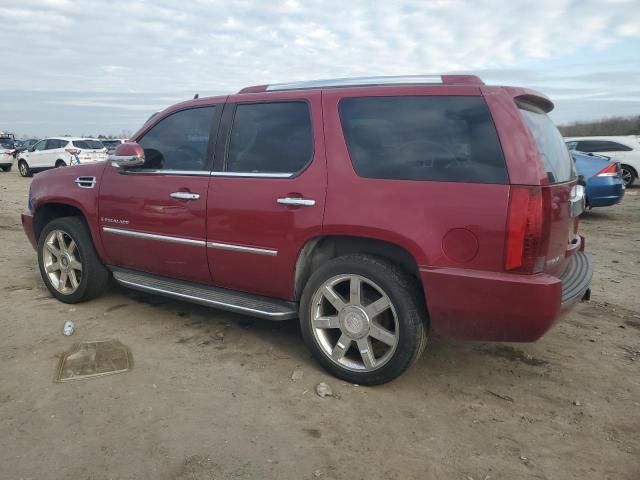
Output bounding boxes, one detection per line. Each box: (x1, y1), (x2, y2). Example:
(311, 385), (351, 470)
(515, 93), (554, 113)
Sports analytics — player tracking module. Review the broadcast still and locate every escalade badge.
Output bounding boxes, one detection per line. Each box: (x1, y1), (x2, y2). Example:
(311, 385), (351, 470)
(101, 217), (130, 225)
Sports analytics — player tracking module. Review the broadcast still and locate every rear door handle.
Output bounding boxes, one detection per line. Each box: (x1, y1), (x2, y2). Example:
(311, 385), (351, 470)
(277, 197), (315, 207)
(170, 192), (200, 200)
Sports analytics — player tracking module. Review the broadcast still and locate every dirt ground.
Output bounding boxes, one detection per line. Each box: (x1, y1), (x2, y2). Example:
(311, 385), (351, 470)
(1, 171), (639, 480)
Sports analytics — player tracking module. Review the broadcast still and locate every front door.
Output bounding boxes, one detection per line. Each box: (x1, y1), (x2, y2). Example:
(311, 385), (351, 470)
(206, 91), (326, 300)
(27, 139), (47, 168)
(98, 104), (222, 283)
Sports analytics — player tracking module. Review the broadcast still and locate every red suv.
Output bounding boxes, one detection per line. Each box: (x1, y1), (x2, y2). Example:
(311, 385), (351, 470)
(22, 75), (592, 384)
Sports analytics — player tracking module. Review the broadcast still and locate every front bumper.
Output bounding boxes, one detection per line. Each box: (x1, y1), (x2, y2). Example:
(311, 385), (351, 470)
(420, 252), (593, 342)
(21, 210), (37, 250)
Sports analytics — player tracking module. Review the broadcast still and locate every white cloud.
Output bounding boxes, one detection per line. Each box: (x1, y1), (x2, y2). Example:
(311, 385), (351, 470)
(0, 0), (638, 134)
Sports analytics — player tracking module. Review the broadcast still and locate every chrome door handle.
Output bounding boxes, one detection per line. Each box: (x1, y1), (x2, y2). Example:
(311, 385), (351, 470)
(170, 192), (200, 200)
(277, 197), (315, 207)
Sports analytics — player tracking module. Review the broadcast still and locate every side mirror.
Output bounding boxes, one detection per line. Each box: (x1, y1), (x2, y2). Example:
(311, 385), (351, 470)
(109, 142), (145, 168)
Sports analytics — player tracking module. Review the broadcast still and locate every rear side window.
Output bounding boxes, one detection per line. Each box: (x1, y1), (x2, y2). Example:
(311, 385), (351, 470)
(73, 140), (104, 149)
(45, 139), (66, 149)
(226, 102), (312, 174)
(577, 140), (632, 152)
(519, 104), (575, 183)
(339, 96), (507, 183)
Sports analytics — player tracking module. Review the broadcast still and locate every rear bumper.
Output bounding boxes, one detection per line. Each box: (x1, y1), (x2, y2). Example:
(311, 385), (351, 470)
(21, 210), (37, 250)
(559, 252), (592, 309)
(420, 252), (592, 342)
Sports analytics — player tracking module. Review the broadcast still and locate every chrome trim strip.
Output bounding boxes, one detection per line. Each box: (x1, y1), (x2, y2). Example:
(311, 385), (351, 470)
(113, 276), (293, 318)
(207, 241), (278, 256)
(102, 227), (206, 246)
(210, 171), (293, 178)
(266, 75), (443, 91)
(120, 169), (211, 176)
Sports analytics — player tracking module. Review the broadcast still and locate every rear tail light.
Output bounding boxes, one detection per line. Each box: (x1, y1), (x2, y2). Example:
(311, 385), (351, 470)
(65, 149), (81, 155)
(504, 186), (548, 273)
(595, 162), (619, 177)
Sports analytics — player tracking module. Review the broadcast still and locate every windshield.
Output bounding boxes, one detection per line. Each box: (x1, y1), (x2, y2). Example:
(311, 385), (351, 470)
(519, 103), (576, 183)
(72, 139), (105, 149)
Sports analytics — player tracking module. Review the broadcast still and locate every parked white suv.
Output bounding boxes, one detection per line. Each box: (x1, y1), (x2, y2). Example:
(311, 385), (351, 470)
(101, 138), (128, 154)
(0, 132), (16, 172)
(17, 137), (107, 177)
(565, 136), (640, 186)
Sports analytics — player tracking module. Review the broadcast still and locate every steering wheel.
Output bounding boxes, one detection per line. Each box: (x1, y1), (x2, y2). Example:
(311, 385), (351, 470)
(166, 144), (203, 169)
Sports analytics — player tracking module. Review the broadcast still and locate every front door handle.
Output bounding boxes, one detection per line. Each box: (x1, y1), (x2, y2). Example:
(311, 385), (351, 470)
(277, 197), (315, 207)
(170, 192), (200, 200)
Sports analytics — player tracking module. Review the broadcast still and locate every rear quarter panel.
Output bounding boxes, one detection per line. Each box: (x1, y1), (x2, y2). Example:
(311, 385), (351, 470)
(321, 86), (510, 273)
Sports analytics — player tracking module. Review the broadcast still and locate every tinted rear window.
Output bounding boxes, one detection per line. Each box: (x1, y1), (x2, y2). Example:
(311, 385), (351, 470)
(339, 96), (507, 183)
(73, 140), (104, 149)
(519, 104), (575, 183)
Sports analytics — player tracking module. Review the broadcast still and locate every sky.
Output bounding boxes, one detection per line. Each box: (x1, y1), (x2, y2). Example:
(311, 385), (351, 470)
(1, 0), (639, 138)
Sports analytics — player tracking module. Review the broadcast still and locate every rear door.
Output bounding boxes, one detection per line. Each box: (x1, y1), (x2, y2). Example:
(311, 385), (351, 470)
(206, 91), (326, 300)
(43, 139), (62, 167)
(518, 103), (579, 277)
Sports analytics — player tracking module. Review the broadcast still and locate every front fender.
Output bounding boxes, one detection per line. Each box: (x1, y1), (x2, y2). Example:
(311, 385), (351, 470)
(31, 162), (109, 262)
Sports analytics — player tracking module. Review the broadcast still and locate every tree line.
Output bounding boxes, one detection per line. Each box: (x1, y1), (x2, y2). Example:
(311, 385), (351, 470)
(558, 115), (640, 137)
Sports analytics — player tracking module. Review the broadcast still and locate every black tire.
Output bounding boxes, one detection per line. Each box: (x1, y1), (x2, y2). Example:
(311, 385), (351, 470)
(1, 165), (11, 172)
(620, 164), (636, 187)
(299, 254), (428, 385)
(55, 159), (66, 168)
(18, 160), (31, 177)
(37, 216), (110, 303)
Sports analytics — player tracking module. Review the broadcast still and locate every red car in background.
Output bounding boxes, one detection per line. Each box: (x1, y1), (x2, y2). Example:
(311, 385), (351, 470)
(22, 75), (592, 384)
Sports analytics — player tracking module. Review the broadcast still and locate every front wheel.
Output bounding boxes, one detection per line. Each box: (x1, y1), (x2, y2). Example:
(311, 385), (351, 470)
(300, 254), (428, 385)
(37, 217), (110, 303)
(18, 160), (31, 177)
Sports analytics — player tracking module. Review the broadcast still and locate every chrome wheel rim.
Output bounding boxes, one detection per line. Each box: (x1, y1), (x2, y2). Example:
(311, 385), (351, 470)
(310, 274), (398, 372)
(42, 230), (82, 295)
(621, 167), (633, 186)
(19, 162), (27, 176)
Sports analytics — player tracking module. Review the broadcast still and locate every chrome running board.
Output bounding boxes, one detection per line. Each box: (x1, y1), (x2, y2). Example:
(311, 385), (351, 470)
(111, 268), (298, 320)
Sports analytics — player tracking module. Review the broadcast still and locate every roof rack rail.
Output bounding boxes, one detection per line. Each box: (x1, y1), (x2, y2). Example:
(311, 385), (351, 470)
(238, 74), (483, 93)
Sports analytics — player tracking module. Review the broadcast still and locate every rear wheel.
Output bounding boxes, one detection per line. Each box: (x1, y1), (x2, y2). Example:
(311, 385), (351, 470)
(37, 217), (110, 303)
(0, 165), (11, 172)
(300, 254), (428, 385)
(18, 160), (31, 177)
(55, 159), (66, 168)
(620, 165), (636, 187)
